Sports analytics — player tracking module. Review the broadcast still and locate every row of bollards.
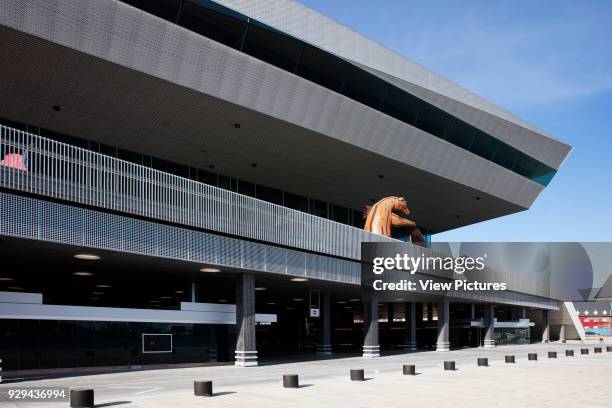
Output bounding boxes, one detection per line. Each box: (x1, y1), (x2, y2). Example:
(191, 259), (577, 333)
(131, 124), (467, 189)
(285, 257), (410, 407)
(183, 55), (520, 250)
(68, 346), (612, 405)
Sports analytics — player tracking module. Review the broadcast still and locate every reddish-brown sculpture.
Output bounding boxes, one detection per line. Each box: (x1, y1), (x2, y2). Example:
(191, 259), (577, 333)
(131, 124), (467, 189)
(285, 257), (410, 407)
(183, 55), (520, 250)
(364, 196), (425, 244)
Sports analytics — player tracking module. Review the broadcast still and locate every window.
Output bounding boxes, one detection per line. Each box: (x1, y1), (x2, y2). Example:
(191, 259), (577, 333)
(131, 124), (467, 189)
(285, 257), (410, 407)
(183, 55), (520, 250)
(342, 67), (387, 108)
(415, 104), (451, 138)
(492, 143), (517, 170)
(255, 185), (283, 205)
(179, 0), (248, 49)
(309, 199), (328, 218)
(121, 0), (181, 22)
(470, 132), (499, 161)
(284, 192), (309, 213)
(444, 119), (475, 149)
(237, 180), (255, 197)
(382, 87), (422, 125)
(242, 22), (302, 72)
(297, 45), (349, 92)
(331, 205), (349, 224)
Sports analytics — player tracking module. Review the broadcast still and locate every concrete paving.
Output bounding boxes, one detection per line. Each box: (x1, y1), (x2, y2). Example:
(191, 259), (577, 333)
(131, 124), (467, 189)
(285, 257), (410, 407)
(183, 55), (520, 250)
(1, 341), (611, 407)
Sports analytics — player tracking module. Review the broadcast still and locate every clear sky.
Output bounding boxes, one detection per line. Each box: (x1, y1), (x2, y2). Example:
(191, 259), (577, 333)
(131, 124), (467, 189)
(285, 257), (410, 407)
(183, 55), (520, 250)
(300, 0), (612, 242)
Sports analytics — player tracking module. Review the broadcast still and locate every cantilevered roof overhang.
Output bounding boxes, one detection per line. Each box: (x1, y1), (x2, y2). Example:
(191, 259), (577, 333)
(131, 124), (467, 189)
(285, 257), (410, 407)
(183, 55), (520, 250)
(0, 0), (571, 233)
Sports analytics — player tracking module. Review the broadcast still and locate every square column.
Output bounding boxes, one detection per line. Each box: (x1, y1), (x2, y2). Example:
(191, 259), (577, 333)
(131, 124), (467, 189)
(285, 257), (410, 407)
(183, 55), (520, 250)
(235, 273), (257, 366)
(542, 309), (550, 343)
(436, 300), (450, 352)
(559, 324), (566, 342)
(403, 302), (417, 351)
(316, 293), (332, 355)
(363, 294), (380, 358)
(484, 304), (495, 348)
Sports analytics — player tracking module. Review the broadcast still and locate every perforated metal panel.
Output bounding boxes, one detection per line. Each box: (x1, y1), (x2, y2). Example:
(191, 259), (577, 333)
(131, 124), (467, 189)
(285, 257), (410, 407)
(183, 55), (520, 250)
(0, 125), (393, 261)
(0, 191), (361, 284)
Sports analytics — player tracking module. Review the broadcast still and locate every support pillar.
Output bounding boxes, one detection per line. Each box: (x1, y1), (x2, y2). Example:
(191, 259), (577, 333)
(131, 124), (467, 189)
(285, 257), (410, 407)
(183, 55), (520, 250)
(542, 310), (550, 343)
(522, 307), (527, 319)
(484, 304), (495, 348)
(470, 303), (476, 320)
(316, 293), (332, 355)
(235, 273), (257, 366)
(559, 324), (566, 342)
(363, 294), (380, 358)
(403, 302), (417, 351)
(436, 300), (450, 352)
(191, 280), (197, 303)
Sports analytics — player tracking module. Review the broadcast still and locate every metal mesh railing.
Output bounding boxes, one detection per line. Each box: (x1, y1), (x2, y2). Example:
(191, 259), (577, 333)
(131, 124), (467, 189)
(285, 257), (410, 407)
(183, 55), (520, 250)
(0, 125), (394, 259)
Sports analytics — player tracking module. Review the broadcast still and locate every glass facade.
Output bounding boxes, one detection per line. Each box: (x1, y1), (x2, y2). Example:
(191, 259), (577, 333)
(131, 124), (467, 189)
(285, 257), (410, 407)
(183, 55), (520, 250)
(0, 320), (234, 371)
(120, 0), (557, 186)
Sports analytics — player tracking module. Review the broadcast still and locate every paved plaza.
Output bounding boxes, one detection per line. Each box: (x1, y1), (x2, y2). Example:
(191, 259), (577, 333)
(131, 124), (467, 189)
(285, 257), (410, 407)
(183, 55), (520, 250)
(1, 342), (611, 408)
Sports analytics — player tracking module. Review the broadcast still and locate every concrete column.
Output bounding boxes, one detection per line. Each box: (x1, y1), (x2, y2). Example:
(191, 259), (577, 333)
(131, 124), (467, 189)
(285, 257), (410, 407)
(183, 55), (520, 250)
(484, 304), (495, 348)
(363, 294), (380, 358)
(403, 302), (417, 351)
(235, 273), (257, 366)
(559, 324), (566, 342)
(542, 310), (550, 343)
(522, 307), (527, 319)
(316, 293), (332, 355)
(470, 303), (476, 320)
(191, 280), (197, 303)
(436, 300), (450, 352)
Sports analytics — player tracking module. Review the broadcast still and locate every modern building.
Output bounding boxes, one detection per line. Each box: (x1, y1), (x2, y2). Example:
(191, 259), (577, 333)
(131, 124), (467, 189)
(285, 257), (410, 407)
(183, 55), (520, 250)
(0, 0), (572, 373)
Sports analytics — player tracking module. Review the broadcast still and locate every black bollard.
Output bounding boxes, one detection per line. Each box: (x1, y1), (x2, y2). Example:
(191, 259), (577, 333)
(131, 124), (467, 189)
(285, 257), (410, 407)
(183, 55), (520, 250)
(566, 350), (574, 357)
(194, 380), (213, 397)
(548, 351), (557, 358)
(283, 374), (299, 388)
(350, 369), (365, 381)
(70, 388), (94, 408)
(528, 353), (538, 361)
(505, 355), (515, 363)
(594, 347), (602, 353)
(581, 348), (589, 355)
(443, 361), (456, 371)
(477, 357), (488, 366)
(403, 364), (416, 375)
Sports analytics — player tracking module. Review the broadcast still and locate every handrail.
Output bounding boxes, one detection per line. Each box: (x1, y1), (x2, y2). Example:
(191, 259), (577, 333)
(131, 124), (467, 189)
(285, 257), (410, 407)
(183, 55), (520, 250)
(0, 125), (395, 259)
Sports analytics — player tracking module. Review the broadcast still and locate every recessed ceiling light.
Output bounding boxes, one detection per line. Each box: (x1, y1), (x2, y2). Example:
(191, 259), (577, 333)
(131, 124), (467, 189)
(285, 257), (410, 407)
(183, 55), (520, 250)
(208, 165), (215, 170)
(378, 174), (384, 179)
(175, 290), (184, 294)
(160, 296), (172, 299)
(337, 301), (347, 304)
(293, 298), (304, 302)
(285, 307), (295, 310)
(74, 254), (100, 260)
(0, 277), (14, 281)
(8, 286), (23, 290)
(200, 267), (221, 273)
(266, 302), (276, 305)
(251, 163), (258, 167)
(149, 300), (160, 303)
(344, 306), (352, 309)
(92, 291), (104, 295)
(349, 298), (360, 302)
(290, 277), (308, 282)
(255, 287), (267, 291)
(233, 123), (241, 129)
(52, 105), (61, 112)
(89, 297), (100, 300)
(73, 271), (94, 277)
(96, 284), (111, 288)
(218, 299), (228, 303)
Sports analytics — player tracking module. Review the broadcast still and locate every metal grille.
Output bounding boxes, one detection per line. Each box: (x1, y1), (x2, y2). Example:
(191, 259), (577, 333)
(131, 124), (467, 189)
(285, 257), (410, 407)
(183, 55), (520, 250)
(0, 191), (361, 284)
(0, 124), (394, 260)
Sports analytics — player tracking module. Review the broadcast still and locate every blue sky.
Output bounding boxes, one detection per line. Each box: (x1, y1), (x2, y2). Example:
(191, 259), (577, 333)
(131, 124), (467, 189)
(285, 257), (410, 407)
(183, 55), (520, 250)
(300, 0), (612, 241)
